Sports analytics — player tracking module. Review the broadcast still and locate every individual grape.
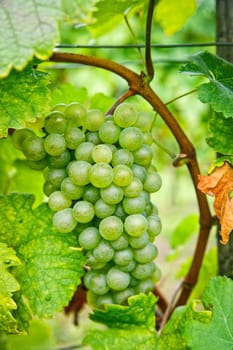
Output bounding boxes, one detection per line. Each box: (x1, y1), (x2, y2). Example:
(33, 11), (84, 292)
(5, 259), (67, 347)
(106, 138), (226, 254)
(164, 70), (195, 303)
(44, 133), (66, 156)
(133, 243), (158, 263)
(67, 160), (91, 186)
(113, 164), (133, 187)
(123, 177), (143, 198)
(89, 162), (114, 188)
(46, 168), (67, 189)
(131, 261), (155, 280)
(135, 278), (154, 294)
(85, 251), (106, 270)
(75, 142), (94, 163)
(152, 265), (162, 283)
(61, 177), (84, 200)
(124, 214), (148, 237)
(99, 215), (124, 240)
(53, 208), (77, 233)
(86, 131), (101, 145)
(113, 103), (138, 128)
(143, 132), (153, 145)
(84, 270), (109, 295)
(91, 144), (112, 163)
(65, 102), (87, 127)
(111, 149), (134, 167)
(113, 203), (127, 221)
(48, 149), (71, 168)
(64, 127), (85, 150)
(131, 164), (147, 183)
(98, 120), (121, 144)
(94, 198), (116, 218)
(133, 111), (155, 132)
(93, 240), (114, 263)
(51, 103), (66, 113)
(43, 180), (57, 196)
(113, 247), (133, 266)
(27, 157), (48, 170)
(133, 144), (153, 168)
(72, 200), (95, 223)
(143, 171), (162, 193)
(82, 184), (100, 203)
(128, 231), (149, 249)
(112, 288), (134, 305)
(110, 232), (129, 250)
(84, 109), (105, 131)
(122, 195), (146, 214)
(119, 260), (136, 272)
(44, 111), (67, 134)
(106, 267), (130, 291)
(119, 127), (144, 151)
(96, 293), (114, 308)
(12, 128), (36, 150)
(100, 183), (124, 205)
(21, 135), (47, 161)
(48, 191), (72, 212)
(147, 215), (162, 239)
(78, 227), (101, 250)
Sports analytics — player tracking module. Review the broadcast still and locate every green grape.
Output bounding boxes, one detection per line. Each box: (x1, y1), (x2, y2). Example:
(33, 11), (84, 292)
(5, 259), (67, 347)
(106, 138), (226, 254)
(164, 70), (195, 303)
(44, 133), (66, 156)
(94, 199), (116, 218)
(21, 135), (47, 161)
(48, 190), (72, 212)
(75, 142), (94, 163)
(78, 226), (101, 250)
(61, 177), (84, 200)
(113, 164), (133, 187)
(27, 157), (48, 170)
(143, 171), (162, 193)
(46, 168), (67, 189)
(48, 149), (71, 168)
(91, 144), (112, 163)
(85, 251), (106, 269)
(122, 194), (146, 214)
(147, 215), (162, 237)
(135, 278), (154, 294)
(84, 109), (105, 131)
(82, 184), (99, 204)
(53, 208), (77, 233)
(131, 261), (155, 280)
(133, 243), (158, 263)
(114, 203), (127, 221)
(64, 127), (86, 150)
(99, 216), (123, 240)
(89, 162), (114, 188)
(124, 214), (148, 237)
(86, 131), (101, 145)
(51, 103), (67, 113)
(98, 120), (121, 144)
(113, 103), (138, 128)
(128, 232), (149, 249)
(43, 180), (57, 196)
(96, 293), (114, 308)
(12, 128), (36, 150)
(111, 149), (134, 167)
(93, 240), (114, 263)
(133, 144), (153, 168)
(152, 265), (162, 282)
(65, 102), (87, 127)
(84, 270), (109, 295)
(100, 183), (124, 205)
(119, 260), (136, 272)
(110, 232), (129, 250)
(113, 248), (133, 266)
(123, 177), (143, 198)
(112, 288), (134, 305)
(143, 132), (153, 145)
(133, 111), (155, 132)
(106, 267), (130, 291)
(44, 111), (67, 134)
(119, 127), (144, 151)
(72, 200), (95, 223)
(131, 164), (147, 183)
(67, 160), (91, 186)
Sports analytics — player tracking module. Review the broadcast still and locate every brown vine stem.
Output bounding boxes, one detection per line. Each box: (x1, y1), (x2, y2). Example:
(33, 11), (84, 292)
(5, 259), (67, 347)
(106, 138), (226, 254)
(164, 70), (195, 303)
(50, 51), (213, 318)
(106, 89), (136, 115)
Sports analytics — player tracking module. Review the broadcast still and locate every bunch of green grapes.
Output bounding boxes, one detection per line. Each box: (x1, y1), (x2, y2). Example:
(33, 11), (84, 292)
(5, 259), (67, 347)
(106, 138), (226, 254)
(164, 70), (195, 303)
(12, 101), (162, 308)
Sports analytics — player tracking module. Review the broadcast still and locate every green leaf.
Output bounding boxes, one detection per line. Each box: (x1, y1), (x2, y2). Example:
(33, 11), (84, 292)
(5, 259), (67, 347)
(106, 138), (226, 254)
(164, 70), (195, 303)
(90, 293), (157, 331)
(181, 52), (233, 118)
(0, 193), (85, 319)
(0, 243), (21, 334)
(88, 0), (145, 37)
(185, 276), (233, 350)
(50, 84), (88, 107)
(170, 214), (198, 249)
(206, 113), (233, 155)
(0, 64), (51, 138)
(155, 0), (197, 35)
(89, 92), (115, 112)
(0, 0), (62, 78)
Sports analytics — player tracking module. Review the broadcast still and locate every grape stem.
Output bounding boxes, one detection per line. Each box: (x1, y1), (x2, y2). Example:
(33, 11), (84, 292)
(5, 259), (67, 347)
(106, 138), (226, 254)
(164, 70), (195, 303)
(50, 51), (214, 321)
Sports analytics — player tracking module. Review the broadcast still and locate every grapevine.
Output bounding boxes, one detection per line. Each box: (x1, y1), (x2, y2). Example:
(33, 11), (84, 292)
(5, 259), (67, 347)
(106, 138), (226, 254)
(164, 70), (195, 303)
(12, 101), (162, 307)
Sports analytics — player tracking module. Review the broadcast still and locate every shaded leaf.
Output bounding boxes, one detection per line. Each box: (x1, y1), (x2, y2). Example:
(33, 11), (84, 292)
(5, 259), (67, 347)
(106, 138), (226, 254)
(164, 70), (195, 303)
(181, 52), (233, 118)
(0, 243), (21, 334)
(0, 193), (85, 319)
(155, 0), (196, 35)
(198, 162), (233, 244)
(0, 0), (62, 78)
(0, 64), (50, 138)
(170, 214), (198, 249)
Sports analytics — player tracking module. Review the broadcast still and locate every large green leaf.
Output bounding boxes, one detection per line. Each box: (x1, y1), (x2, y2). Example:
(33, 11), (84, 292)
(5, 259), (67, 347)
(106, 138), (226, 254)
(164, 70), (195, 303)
(50, 84), (88, 107)
(0, 64), (50, 138)
(0, 0), (62, 78)
(185, 276), (233, 350)
(155, 0), (197, 35)
(0, 243), (21, 334)
(0, 193), (85, 319)
(181, 51), (233, 118)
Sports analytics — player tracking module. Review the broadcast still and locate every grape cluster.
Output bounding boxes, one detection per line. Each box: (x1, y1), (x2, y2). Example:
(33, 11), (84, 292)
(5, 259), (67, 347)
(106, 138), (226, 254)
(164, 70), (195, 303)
(12, 102), (162, 308)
